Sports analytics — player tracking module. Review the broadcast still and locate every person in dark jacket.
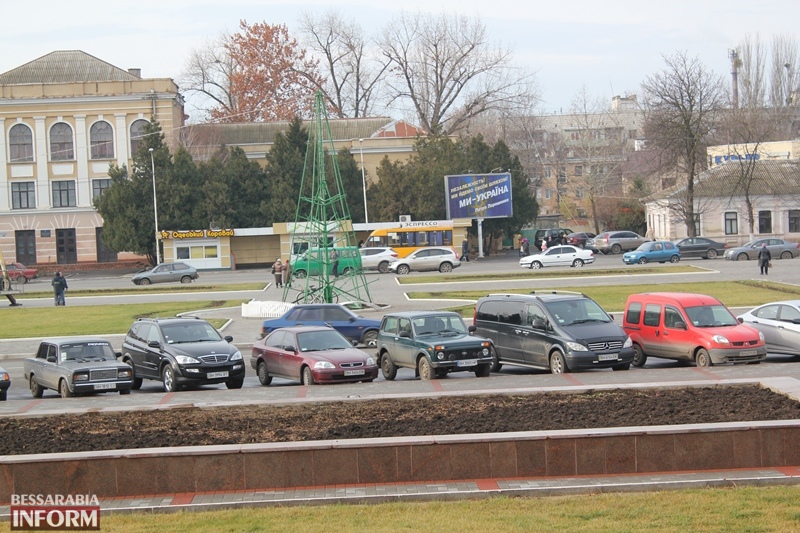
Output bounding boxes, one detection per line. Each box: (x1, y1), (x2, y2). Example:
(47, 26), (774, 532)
(461, 238), (470, 262)
(757, 243), (772, 275)
(51, 272), (68, 306)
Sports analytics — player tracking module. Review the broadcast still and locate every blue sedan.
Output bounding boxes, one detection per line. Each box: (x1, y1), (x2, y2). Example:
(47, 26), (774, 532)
(622, 241), (681, 265)
(260, 304), (381, 346)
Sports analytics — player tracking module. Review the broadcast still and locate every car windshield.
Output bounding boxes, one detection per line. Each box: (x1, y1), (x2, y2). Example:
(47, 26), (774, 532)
(544, 299), (611, 327)
(297, 330), (352, 351)
(635, 243), (651, 251)
(685, 305), (738, 327)
(411, 315), (468, 336)
(743, 240), (762, 248)
(61, 342), (116, 361)
(161, 322), (223, 344)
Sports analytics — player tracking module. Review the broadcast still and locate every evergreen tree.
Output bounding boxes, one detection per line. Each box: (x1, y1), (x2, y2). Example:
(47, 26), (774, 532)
(264, 117), (308, 224)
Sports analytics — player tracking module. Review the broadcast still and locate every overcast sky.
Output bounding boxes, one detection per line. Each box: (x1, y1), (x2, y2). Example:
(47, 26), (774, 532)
(3, 0), (798, 121)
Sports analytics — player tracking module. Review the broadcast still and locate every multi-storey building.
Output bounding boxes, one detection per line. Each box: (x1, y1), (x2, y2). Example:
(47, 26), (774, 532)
(0, 51), (185, 266)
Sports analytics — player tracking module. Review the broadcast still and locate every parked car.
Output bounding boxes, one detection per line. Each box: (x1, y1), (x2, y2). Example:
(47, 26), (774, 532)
(723, 238), (800, 261)
(519, 245), (595, 269)
(0, 365), (10, 401)
(260, 303), (381, 346)
(251, 326), (378, 386)
(673, 237), (729, 259)
(359, 247), (399, 273)
(376, 311), (493, 380)
(738, 300), (800, 357)
(622, 292), (766, 367)
(622, 241), (681, 265)
(533, 228), (573, 251)
(22, 337), (133, 398)
(291, 246), (361, 278)
(2, 262), (38, 283)
(132, 262), (198, 285)
(388, 247), (461, 274)
(119, 317), (245, 392)
(473, 291), (634, 374)
(593, 231), (650, 254)
(565, 232), (596, 249)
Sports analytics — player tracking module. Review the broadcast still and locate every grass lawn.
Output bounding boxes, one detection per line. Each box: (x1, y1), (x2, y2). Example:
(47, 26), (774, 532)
(98, 487), (800, 532)
(14, 282), (264, 299)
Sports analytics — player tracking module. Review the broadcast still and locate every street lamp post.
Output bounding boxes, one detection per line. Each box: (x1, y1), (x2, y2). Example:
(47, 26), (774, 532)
(149, 148), (162, 265)
(358, 138), (369, 224)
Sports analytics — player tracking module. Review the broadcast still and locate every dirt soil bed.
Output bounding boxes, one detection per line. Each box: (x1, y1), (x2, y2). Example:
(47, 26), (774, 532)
(1, 385), (799, 456)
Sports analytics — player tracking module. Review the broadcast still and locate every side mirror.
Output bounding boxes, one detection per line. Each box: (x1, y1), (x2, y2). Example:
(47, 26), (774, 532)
(792, 318), (800, 325)
(468, 325), (477, 333)
(47, 355), (57, 363)
(284, 345), (297, 353)
(399, 331), (411, 338)
(738, 317), (744, 324)
(673, 321), (687, 330)
(349, 317), (356, 322)
(147, 340), (160, 348)
(114, 351), (122, 358)
(609, 314), (616, 322)
(224, 335), (233, 343)
(531, 318), (547, 330)
(351, 339), (359, 346)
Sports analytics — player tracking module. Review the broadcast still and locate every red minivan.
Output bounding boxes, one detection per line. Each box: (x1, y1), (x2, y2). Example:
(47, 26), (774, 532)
(622, 292), (766, 367)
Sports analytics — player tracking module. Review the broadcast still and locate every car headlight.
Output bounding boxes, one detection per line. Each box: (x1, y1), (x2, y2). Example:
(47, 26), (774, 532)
(175, 355), (201, 365)
(436, 351), (445, 360)
(712, 335), (730, 345)
(482, 348), (490, 356)
(118, 369), (132, 378)
(623, 336), (632, 348)
(231, 351), (242, 361)
(565, 341), (588, 352)
(314, 361), (335, 369)
(366, 357), (375, 366)
(73, 373), (89, 381)
(758, 331), (765, 342)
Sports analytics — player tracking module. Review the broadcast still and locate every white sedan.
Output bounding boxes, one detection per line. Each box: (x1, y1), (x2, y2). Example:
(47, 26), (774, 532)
(738, 300), (800, 356)
(519, 245), (595, 269)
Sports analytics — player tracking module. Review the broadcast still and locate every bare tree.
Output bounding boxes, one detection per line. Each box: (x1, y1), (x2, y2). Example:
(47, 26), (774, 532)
(379, 11), (538, 134)
(180, 34), (238, 122)
(736, 34), (768, 108)
(641, 52), (726, 237)
(769, 34), (799, 108)
(298, 10), (389, 118)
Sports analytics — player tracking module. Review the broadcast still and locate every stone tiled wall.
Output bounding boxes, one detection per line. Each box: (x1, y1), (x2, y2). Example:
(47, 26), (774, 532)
(2, 421), (799, 503)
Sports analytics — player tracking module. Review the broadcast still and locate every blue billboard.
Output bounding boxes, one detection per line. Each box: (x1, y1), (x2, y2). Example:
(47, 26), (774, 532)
(444, 172), (513, 219)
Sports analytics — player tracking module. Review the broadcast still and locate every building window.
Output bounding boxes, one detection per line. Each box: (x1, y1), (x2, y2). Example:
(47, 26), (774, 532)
(789, 210), (800, 233)
(52, 180), (76, 208)
(11, 182), (36, 209)
(92, 179), (112, 200)
(9, 123), (34, 162)
(724, 212), (738, 235)
(545, 189), (552, 200)
(574, 165), (583, 176)
(544, 167), (552, 178)
(130, 119), (149, 156)
(90, 121), (114, 159)
(49, 122), (74, 161)
(758, 211), (772, 233)
(576, 188), (584, 199)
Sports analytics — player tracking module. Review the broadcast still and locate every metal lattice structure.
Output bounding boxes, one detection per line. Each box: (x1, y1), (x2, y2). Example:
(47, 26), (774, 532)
(283, 92), (373, 305)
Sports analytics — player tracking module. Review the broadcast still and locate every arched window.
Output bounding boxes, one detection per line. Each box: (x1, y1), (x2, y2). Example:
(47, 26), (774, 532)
(9, 124), (34, 162)
(50, 122), (74, 161)
(90, 120), (114, 159)
(130, 119), (149, 156)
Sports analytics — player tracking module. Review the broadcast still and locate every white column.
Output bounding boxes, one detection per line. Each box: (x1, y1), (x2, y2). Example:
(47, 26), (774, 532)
(34, 116), (48, 209)
(115, 113), (128, 166)
(75, 115), (88, 210)
(0, 118), (8, 209)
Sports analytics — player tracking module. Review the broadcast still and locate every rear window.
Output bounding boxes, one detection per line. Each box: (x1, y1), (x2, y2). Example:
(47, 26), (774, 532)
(643, 304), (661, 327)
(625, 302), (642, 324)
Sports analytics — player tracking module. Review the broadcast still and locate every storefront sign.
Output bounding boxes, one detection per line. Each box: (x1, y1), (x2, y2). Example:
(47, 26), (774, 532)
(159, 229), (235, 240)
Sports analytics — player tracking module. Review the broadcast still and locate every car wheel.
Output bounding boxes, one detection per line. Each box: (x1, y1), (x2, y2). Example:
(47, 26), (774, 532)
(670, 255), (680, 263)
(572, 259), (584, 267)
(139, 278), (151, 285)
(781, 251), (792, 259)
(418, 357), (435, 380)
(611, 244), (622, 254)
(397, 264), (410, 275)
(475, 363), (491, 378)
(362, 330), (378, 347)
(695, 348), (712, 367)
(638, 257), (648, 264)
(439, 262), (453, 273)
(706, 249), (717, 259)
(180, 275), (192, 284)
(162, 365), (178, 393)
(549, 351), (569, 374)
(532, 261), (543, 270)
(59, 379), (73, 398)
(612, 363), (630, 371)
(736, 253), (749, 261)
(16, 275), (27, 284)
(225, 378), (244, 389)
(381, 354), (397, 381)
(342, 267), (353, 275)
(120, 389), (131, 395)
(257, 361), (273, 385)
(124, 358), (142, 390)
(632, 343), (647, 367)
(378, 261), (390, 274)
(301, 366), (315, 386)
(490, 347), (502, 373)
(30, 376), (44, 398)
(294, 270), (308, 279)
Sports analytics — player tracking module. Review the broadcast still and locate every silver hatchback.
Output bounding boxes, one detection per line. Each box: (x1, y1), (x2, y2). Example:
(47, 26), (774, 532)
(132, 262), (199, 285)
(593, 231), (649, 254)
(388, 247), (461, 274)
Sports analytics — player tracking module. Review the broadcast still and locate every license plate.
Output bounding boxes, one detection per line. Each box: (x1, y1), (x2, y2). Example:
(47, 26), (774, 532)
(457, 359), (478, 367)
(344, 369), (365, 376)
(207, 371), (229, 379)
(93, 383), (116, 390)
(598, 353), (618, 361)
(740, 349), (757, 357)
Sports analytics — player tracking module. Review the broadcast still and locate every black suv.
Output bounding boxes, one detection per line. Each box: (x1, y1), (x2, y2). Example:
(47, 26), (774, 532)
(473, 291), (634, 374)
(533, 228), (573, 251)
(120, 317), (245, 392)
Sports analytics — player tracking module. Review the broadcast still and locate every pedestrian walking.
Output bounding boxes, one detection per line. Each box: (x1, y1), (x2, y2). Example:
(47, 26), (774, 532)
(281, 260), (291, 287)
(271, 259), (283, 288)
(51, 271), (68, 306)
(461, 238), (470, 262)
(331, 249), (340, 278)
(522, 238), (530, 256)
(757, 243), (772, 275)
